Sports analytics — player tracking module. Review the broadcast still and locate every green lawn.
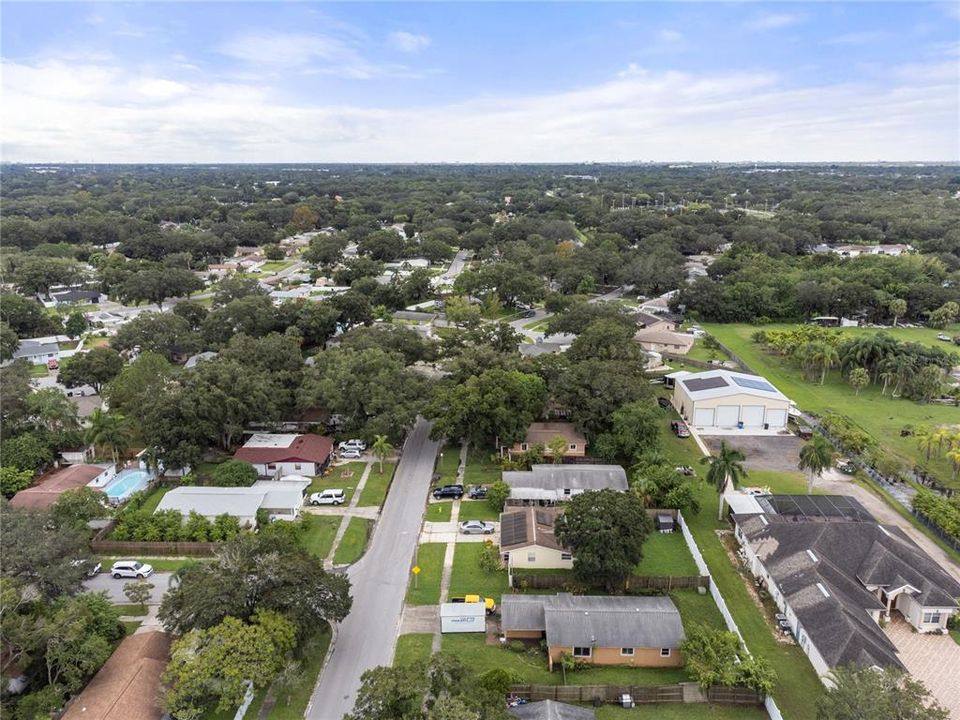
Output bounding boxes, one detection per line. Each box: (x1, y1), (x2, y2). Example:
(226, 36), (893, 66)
(300, 516), (340, 559)
(634, 532), (699, 576)
(686, 340), (723, 363)
(670, 590), (726, 632)
(29, 364), (49, 377)
(139, 485), (171, 514)
(267, 627), (332, 720)
(406, 543), (446, 605)
(745, 469), (811, 495)
(357, 462), (396, 507)
(394, 633), (434, 667)
(123, 620), (142, 635)
(309, 461), (367, 504)
(426, 501), (454, 522)
(596, 705), (768, 720)
(333, 517), (372, 565)
(448, 542), (510, 603)
(458, 500), (500, 522)
(463, 447), (502, 486)
(260, 260), (293, 272)
(704, 322), (960, 489)
(441, 634), (689, 686)
(437, 445), (462, 483)
(114, 603), (149, 616)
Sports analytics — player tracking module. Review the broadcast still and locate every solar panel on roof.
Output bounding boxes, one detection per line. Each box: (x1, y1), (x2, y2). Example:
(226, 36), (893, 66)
(684, 376), (729, 392)
(731, 375), (777, 393)
(535, 510), (552, 527)
(500, 512), (528, 547)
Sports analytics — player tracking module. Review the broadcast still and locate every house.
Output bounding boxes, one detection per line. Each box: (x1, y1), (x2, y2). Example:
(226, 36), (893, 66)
(506, 422), (587, 460)
(233, 433), (334, 476)
(633, 328), (694, 355)
(734, 501), (960, 678)
(8, 335), (81, 365)
(635, 311), (677, 332)
(671, 369), (791, 432)
(183, 351), (218, 369)
(500, 506), (572, 570)
(61, 631), (171, 720)
(829, 244), (914, 258)
(50, 289), (101, 306)
(509, 700), (595, 720)
(9, 464), (110, 510)
(155, 478), (311, 527)
(639, 290), (677, 315)
(60, 443), (96, 465)
(500, 594), (685, 670)
(518, 333), (577, 358)
(502, 464), (628, 505)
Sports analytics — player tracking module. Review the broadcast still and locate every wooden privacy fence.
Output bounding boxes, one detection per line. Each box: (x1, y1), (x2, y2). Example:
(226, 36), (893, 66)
(91, 521), (220, 557)
(512, 573), (709, 592)
(508, 683), (762, 706)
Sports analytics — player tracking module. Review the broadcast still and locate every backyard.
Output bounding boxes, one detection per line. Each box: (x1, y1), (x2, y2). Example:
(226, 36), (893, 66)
(333, 517), (372, 565)
(596, 705), (768, 720)
(634, 532), (699, 577)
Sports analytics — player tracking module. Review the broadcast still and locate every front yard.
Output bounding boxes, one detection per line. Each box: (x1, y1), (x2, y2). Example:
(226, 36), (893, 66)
(394, 633), (433, 667)
(406, 543), (446, 606)
(426, 501), (454, 522)
(300, 516), (340, 559)
(463, 447), (502, 487)
(436, 445), (461, 483)
(310, 461), (367, 504)
(357, 461), (396, 507)
(448, 542), (509, 602)
(458, 500), (500, 522)
(333, 517), (372, 565)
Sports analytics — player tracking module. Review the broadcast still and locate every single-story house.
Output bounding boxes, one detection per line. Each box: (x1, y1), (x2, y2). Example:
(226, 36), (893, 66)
(61, 631), (171, 720)
(734, 505), (960, 678)
(8, 335), (81, 365)
(502, 464), (628, 505)
(500, 506), (572, 570)
(183, 351), (218, 370)
(155, 477), (311, 527)
(519, 334), (577, 358)
(501, 594), (685, 670)
(506, 422), (587, 460)
(50, 289), (101, 306)
(635, 311), (677, 332)
(233, 433), (334, 476)
(509, 700), (595, 720)
(633, 328), (694, 355)
(639, 291), (677, 315)
(9, 464), (110, 510)
(671, 369), (791, 433)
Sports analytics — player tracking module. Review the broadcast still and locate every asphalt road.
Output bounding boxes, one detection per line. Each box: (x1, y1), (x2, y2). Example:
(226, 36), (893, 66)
(508, 284), (630, 340)
(306, 418), (439, 720)
(83, 571), (172, 604)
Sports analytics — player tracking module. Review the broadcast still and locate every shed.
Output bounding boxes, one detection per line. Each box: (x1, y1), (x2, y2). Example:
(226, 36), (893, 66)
(440, 602), (486, 633)
(671, 369), (791, 433)
(655, 514), (674, 533)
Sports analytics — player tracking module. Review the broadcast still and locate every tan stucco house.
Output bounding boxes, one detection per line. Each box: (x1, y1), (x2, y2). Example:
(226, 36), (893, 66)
(506, 422), (587, 460)
(500, 506), (572, 570)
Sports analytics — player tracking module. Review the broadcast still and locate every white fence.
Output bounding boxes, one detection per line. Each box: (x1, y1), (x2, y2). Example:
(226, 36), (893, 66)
(677, 511), (785, 720)
(233, 680), (255, 720)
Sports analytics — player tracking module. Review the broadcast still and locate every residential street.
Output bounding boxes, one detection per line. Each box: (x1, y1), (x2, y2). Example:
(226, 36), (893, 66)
(306, 418), (439, 720)
(508, 284), (630, 340)
(83, 572), (172, 604)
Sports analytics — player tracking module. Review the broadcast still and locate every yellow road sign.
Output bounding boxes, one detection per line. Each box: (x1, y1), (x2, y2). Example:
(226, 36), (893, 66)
(411, 565), (421, 575)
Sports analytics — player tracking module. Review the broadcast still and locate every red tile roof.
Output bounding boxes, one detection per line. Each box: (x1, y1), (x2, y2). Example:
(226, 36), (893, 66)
(233, 434), (333, 465)
(9, 464), (106, 510)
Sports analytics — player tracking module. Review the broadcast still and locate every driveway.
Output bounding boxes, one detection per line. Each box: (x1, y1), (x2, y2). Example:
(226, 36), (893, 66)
(83, 572), (172, 604)
(306, 418), (439, 720)
(885, 617), (960, 717)
(704, 435), (804, 473)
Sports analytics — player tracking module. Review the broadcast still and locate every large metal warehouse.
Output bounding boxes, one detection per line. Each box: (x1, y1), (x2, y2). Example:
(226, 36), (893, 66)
(670, 370), (792, 433)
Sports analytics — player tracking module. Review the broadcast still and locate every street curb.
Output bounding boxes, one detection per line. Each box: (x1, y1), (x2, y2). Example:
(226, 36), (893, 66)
(305, 621), (339, 717)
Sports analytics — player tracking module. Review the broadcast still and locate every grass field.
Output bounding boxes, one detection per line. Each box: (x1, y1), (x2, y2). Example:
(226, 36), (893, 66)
(29, 364), (49, 377)
(123, 620), (142, 635)
(704, 323), (960, 489)
(139, 485), (171, 513)
(114, 603), (149, 616)
(448, 542), (509, 603)
(260, 260), (293, 273)
(406, 543), (446, 605)
(463, 446), (502, 486)
(426, 501), (454, 522)
(596, 704), (768, 720)
(436, 445), (462, 483)
(357, 462), (396, 507)
(458, 500), (500, 522)
(267, 627), (332, 719)
(670, 590), (726, 632)
(300, 516), (340, 559)
(309, 461), (367, 503)
(394, 633), (434, 667)
(634, 532), (699, 576)
(333, 518), (372, 565)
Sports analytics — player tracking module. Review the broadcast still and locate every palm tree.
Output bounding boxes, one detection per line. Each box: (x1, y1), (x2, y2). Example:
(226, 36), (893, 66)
(947, 448), (960, 482)
(798, 434), (835, 494)
(915, 426), (934, 461)
(812, 343), (840, 385)
(848, 367), (869, 395)
(890, 354), (916, 397)
(371, 434), (394, 474)
(888, 298), (907, 327)
(879, 367), (897, 397)
(700, 441), (748, 520)
(85, 409), (131, 469)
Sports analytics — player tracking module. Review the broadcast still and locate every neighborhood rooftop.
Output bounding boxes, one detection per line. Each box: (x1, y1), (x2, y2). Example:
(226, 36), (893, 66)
(679, 369), (788, 401)
(155, 478), (311, 519)
(499, 506), (565, 552)
(502, 464), (628, 493)
(233, 433), (333, 464)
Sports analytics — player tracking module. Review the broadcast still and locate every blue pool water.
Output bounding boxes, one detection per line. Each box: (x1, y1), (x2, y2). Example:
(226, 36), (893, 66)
(104, 469), (152, 502)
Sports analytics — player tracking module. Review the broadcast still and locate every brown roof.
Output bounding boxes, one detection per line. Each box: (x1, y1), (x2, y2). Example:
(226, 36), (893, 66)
(61, 631), (171, 720)
(234, 434), (333, 465)
(9, 464), (106, 510)
(500, 506), (566, 552)
(633, 328), (694, 349)
(517, 422), (586, 449)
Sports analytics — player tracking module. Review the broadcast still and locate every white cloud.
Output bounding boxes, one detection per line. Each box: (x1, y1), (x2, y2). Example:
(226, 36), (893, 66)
(387, 31), (430, 53)
(745, 13), (804, 31)
(658, 29), (684, 44)
(822, 31), (889, 46)
(2, 55), (956, 163)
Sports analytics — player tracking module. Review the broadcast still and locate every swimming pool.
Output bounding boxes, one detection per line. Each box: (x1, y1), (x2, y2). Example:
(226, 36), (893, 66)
(103, 469), (153, 503)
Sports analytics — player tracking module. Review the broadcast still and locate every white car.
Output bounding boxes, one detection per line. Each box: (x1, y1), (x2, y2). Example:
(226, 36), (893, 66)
(310, 489), (346, 506)
(458, 520), (495, 535)
(110, 560), (154, 579)
(338, 439), (366, 452)
(340, 448), (362, 459)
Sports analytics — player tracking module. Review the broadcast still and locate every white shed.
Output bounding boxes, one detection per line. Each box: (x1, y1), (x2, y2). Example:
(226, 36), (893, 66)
(440, 602), (486, 634)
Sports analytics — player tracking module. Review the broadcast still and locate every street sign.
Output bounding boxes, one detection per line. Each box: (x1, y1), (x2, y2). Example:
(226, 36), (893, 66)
(412, 565), (421, 575)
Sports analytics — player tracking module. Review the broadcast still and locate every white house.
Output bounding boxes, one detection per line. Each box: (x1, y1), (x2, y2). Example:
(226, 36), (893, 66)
(7, 335), (82, 366)
(155, 478), (310, 528)
(671, 369), (791, 433)
(233, 433), (334, 477)
(502, 464), (628, 505)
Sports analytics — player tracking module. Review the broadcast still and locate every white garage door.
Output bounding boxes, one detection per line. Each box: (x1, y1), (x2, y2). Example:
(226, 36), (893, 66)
(716, 406), (740, 427)
(694, 408), (715, 427)
(741, 406), (765, 427)
(765, 409), (787, 428)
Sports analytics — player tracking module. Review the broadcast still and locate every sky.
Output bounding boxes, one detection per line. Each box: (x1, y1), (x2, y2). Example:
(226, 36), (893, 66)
(1, 1), (958, 163)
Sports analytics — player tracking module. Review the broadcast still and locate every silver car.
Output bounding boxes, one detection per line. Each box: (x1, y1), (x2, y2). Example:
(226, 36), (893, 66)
(458, 520), (495, 535)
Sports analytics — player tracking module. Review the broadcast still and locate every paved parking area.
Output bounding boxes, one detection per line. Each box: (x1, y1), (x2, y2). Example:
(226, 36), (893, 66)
(704, 434), (804, 473)
(885, 617), (960, 717)
(399, 604), (439, 634)
(83, 572), (172, 604)
(420, 521), (499, 544)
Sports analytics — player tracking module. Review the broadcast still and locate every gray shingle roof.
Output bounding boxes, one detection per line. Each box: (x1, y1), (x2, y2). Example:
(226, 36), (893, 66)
(502, 465), (627, 493)
(509, 701), (596, 720)
(12, 339), (58, 359)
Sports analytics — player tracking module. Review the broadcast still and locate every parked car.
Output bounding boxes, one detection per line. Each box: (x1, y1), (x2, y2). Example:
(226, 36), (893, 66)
(519, 309), (537, 319)
(310, 489), (346, 506)
(675, 465), (695, 476)
(468, 485), (488, 499)
(72, 559), (102, 577)
(46, 358), (59, 370)
(450, 594), (497, 615)
(670, 420), (690, 438)
(937, 333), (951, 342)
(340, 448), (362, 460)
(459, 520), (495, 535)
(432, 484), (465, 499)
(657, 397), (671, 409)
(339, 439), (366, 452)
(110, 560), (154, 579)
(836, 458), (856, 474)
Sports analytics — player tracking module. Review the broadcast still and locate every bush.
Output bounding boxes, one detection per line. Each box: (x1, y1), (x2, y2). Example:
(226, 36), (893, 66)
(913, 488), (960, 541)
(211, 460), (259, 487)
(508, 640), (526, 654)
(486, 480), (510, 513)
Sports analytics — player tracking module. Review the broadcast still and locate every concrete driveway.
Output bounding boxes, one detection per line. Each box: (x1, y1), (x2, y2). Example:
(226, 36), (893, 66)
(83, 572), (172, 604)
(704, 434), (805, 473)
(885, 617), (960, 717)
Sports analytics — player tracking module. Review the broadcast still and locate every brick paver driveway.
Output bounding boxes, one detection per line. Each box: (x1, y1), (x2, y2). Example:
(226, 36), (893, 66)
(885, 617), (960, 717)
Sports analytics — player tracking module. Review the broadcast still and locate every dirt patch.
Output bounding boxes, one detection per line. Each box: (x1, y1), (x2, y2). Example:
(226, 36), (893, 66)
(704, 435), (805, 473)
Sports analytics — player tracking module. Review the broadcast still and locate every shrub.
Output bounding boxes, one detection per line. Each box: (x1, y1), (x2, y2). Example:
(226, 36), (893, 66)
(211, 460), (259, 487)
